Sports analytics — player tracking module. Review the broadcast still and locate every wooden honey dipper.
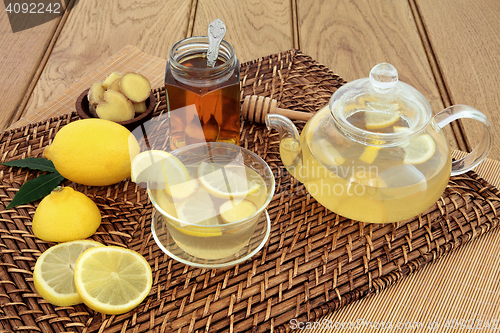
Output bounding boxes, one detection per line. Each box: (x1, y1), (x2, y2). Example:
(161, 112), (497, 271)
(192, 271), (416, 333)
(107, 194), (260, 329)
(241, 95), (314, 124)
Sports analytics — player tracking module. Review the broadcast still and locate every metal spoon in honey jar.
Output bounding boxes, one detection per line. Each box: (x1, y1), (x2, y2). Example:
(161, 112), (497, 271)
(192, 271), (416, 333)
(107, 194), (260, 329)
(207, 18), (226, 68)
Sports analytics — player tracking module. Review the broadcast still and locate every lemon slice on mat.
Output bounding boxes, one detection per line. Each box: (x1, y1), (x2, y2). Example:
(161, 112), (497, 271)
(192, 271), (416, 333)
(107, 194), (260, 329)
(403, 133), (436, 165)
(197, 162), (260, 199)
(74, 246), (152, 315)
(33, 240), (103, 306)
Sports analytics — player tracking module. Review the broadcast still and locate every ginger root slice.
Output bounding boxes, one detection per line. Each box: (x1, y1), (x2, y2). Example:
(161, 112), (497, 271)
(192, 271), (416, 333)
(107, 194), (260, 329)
(119, 72), (151, 103)
(87, 81), (104, 117)
(96, 90), (135, 122)
(133, 101), (147, 114)
(108, 79), (121, 92)
(102, 72), (122, 90)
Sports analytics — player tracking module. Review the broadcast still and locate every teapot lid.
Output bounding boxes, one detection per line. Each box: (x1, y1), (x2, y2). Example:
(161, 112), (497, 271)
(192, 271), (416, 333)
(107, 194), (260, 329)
(329, 63), (432, 144)
(368, 63), (399, 91)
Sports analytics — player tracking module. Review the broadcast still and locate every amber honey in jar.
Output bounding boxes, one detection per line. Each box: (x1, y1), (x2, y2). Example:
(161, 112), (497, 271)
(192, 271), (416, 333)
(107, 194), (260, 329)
(165, 37), (240, 150)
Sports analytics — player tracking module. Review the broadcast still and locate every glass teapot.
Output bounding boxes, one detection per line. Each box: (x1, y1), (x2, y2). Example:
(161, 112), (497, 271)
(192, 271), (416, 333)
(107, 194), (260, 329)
(266, 63), (493, 223)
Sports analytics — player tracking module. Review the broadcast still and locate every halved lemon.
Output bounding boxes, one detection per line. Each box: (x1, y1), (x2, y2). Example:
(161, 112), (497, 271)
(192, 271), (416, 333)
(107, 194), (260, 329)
(403, 133), (436, 165)
(74, 246), (152, 315)
(220, 199), (257, 224)
(197, 162), (260, 199)
(365, 111), (401, 130)
(33, 240), (103, 306)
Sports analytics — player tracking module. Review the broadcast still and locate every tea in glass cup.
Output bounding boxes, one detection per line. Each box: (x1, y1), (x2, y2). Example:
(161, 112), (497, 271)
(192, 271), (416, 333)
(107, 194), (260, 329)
(148, 143), (274, 268)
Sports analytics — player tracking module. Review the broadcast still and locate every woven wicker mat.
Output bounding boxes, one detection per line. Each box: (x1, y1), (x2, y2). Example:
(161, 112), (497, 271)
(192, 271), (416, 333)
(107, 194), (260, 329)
(1, 49), (500, 333)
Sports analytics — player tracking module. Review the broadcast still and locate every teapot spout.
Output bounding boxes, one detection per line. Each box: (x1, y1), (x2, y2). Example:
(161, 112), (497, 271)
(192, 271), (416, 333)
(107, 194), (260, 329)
(265, 114), (302, 168)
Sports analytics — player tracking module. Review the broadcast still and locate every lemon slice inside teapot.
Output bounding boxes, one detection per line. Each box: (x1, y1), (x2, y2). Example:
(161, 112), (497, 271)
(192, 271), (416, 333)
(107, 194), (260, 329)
(329, 63), (432, 145)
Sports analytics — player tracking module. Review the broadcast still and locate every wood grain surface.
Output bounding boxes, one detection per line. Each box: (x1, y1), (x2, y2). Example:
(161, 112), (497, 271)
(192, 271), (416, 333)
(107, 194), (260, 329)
(1, 0), (500, 331)
(416, 0), (500, 160)
(17, 0), (293, 124)
(296, 0), (458, 150)
(191, 0), (293, 63)
(20, 0), (191, 121)
(0, 1), (60, 130)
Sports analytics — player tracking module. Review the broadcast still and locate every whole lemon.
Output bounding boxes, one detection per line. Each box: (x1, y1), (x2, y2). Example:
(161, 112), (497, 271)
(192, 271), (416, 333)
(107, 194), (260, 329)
(44, 119), (140, 186)
(32, 187), (101, 242)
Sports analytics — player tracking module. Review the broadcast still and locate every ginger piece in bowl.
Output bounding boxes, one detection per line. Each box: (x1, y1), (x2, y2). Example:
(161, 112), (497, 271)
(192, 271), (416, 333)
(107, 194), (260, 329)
(96, 90), (135, 122)
(77, 71), (154, 130)
(102, 72), (122, 90)
(87, 82), (105, 117)
(107, 79), (121, 92)
(133, 101), (147, 114)
(119, 73), (151, 103)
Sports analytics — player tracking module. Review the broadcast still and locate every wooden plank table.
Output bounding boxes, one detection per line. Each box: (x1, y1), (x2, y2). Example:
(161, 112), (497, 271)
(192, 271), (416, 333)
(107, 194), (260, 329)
(1, 0), (499, 331)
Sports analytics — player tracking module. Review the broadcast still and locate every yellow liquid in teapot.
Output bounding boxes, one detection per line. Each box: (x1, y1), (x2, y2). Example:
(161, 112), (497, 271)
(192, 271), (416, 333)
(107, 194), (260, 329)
(280, 106), (451, 223)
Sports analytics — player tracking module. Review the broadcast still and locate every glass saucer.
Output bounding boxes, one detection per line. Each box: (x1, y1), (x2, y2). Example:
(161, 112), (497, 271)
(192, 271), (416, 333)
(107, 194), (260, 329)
(151, 209), (271, 268)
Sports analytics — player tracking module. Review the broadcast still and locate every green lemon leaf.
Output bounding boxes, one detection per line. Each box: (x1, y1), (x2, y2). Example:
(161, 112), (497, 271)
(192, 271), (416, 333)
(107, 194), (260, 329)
(2, 158), (57, 173)
(6, 173), (65, 209)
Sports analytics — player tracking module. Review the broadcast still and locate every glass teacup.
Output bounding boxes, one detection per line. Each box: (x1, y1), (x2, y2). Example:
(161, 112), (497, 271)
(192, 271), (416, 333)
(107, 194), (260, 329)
(147, 142), (275, 268)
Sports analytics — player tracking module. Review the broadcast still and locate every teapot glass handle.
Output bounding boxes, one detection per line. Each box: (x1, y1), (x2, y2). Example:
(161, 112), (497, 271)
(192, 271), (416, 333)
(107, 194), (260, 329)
(434, 105), (493, 176)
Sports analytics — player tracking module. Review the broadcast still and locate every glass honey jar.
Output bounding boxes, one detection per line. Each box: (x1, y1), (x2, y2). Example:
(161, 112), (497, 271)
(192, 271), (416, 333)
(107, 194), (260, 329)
(165, 37), (240, 150)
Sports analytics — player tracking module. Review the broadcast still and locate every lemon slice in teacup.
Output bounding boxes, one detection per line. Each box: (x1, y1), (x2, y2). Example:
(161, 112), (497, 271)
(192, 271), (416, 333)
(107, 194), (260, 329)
(197, 162), (261, 199)
(173, 188), (222, 237)
(133, 150), (198, 200)
(131, 150), (183, 183)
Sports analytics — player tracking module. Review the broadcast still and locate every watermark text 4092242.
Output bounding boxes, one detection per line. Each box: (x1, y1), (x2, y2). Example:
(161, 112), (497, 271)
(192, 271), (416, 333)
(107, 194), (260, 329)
(3, 0), (79, 33)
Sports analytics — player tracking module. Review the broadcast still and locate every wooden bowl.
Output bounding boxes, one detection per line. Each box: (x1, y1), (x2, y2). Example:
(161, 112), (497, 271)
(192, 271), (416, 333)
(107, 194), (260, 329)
(75, 88), (156, 131)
